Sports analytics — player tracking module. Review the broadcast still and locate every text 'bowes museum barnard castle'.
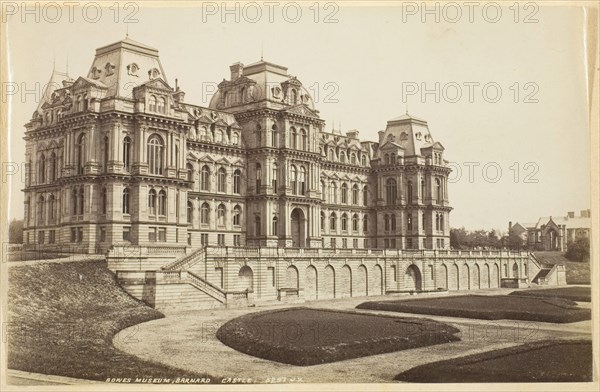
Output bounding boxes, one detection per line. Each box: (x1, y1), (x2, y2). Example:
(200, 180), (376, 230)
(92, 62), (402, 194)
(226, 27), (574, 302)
(22, 38), (561, 308)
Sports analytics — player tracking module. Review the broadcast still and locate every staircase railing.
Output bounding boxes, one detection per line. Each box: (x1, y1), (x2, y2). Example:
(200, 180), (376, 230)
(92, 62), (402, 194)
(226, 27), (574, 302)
(184, 270), (226, 303)
(161, 247), (205, 271)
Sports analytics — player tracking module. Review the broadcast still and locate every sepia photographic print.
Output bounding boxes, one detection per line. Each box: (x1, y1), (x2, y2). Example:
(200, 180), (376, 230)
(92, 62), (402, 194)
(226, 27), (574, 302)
(0, 1), (598, 390)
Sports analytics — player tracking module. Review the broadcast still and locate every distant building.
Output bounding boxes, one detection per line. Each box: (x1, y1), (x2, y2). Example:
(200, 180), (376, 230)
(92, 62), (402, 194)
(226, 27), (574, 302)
(509, 209), (591, 251)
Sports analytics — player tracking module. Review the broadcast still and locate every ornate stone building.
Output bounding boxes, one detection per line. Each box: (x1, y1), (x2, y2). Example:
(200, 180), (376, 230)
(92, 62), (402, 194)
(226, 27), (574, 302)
(22, 37), (451, 254)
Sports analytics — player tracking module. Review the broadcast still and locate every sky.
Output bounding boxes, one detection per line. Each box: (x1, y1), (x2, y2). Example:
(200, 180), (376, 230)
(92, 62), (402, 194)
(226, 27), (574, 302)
(4, 3), (591, 231)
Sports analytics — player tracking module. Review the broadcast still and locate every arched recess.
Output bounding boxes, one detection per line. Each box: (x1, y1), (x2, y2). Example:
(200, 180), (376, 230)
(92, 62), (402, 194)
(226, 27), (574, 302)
(323, 265), (336, 299)
(355, 265), (368, 297)
(305, 265), (318, 300)
(339, 265), (352, 298)
(239, 266), (253, 291)
(405, 264), (422, 291)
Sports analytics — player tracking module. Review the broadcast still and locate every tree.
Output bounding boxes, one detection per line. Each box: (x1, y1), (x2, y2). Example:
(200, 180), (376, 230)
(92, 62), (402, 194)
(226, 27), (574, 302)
(450, 227), (469, 249)
(507, 231), (524, 251)
(565, 236), (590, 262)
(9, 219), (24, 243)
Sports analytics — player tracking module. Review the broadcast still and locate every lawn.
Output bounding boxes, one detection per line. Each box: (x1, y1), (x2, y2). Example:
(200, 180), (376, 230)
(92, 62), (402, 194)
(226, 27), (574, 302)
(395, 339), (592, 382)
(510, 286), (591, 302)
(216, 308), (461, 366)
(356, 295), (591, 323)
(8, 260), (210, 382)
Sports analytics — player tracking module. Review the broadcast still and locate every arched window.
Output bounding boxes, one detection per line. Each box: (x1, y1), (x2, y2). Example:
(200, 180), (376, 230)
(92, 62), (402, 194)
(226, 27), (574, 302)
(82, 94), (88, 111)
(271, 124), (278, 147)
(71, 189), (78, 215)
(78, 187), (84, 215)
(341, 183), (348, 204)
(148, 189), (157, 215)
(363, 185), (368, 205)
(201, 165), (210, 191)
(272, 216), (278, 235)
(217, 204), (225, 226)
(200, 202), (209, 224)
(384, 214), (390, 231)
(37, 196), (45, 223)
(407, 180), (413, 204)
(255, 163), (262, 190)
(290, 165), (297, 194)
(147, 134), (164, 175)
(350, 153), (357, 164)
(234, 169), (241, 194)
(299, 166), (306, 195)
(391, 214), (396, 231)
(255, 124), (261, 145)
(103, 136), (109, 172)
(363, 215), (368, 232)
(390, 155), (396, 165)
(352, 184), (359, 204)
(328, 149), (334, 161)
(158, 97), (166, 113)
(422, 212), (426, 230)
(158, 190), (167, 215)
(217, 167), (226, 192)
(435, 178), (442, 204)
(148, 95), (157, 112)
(352, 214), (359, 232)
(101, 186), (107, 214)
(340, 151), (346, 163)
(187, 163), (194, 182)
(77, 133), (86, 174)
(123, 187), (130, 214)
(290, 89), (298, 104)
(271, 165), (278, 193)
(199, 127), (207, 140)
(50, 152), (57, 181)
(329, 212), (337, 230)
(187, 201), (193, 223)
(320, 211), (326, 231)
(39, 153), (46, 183)
(123, 136), (131, 171)
(384, 154), (390, 165)
(321, 180), (326, 200)
(216, 130), (223, 143)
(300, 128), (307, 150)
(341, 213), (348, 231)
(329, 181), (337, 203)
(290, 127), (297, 149)
(407, 213), (413, 231)
(361, 155), (366, 166)
(440, 214), (444, 232)
(232, 132), (239, 145)
(233, 205), (241, 226)
(48, 194), (55, 221)
(421, 179), (426, 202)
(386, 178), (397, 205)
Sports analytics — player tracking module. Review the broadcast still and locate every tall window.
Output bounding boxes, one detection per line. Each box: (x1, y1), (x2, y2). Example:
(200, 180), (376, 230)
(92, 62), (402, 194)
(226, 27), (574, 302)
(272, 217), (278, 235)
(234, 169), (241, 194)
(187, 163), (194, 182)
(255, 124), (261, 145)
(217, 167), (226, 192)
(352, 184), (359, 204)
(78, 187), (84, 215)
(37, 196), (45, 223)
(290, 165), (297, 194)
(329, 181), (337, 203)
(71, 189), (78, 215)
(350, 153), (357, 164)
(290, 89), (298, 104)
(340, 151), (346, 163)
(407, 180), (413, 204)
(329, 212), (337, 230)
(407, 213), (413, 231)
(255, 216), (261, 236)
(255, 163), (262, 190)
(39, 153), (46, 183)
(48, 194), (55, 221)
(216, 130), (223, 143)
(50, 152), (57, 181)
(201, 202), (209, 224)
(77, 133), (86, 174)
(233, 205), (241, 226)
(187, 201), (193, 223)
(384, 214), (390, 231)
(363, 186), (368, 205)
(148, 189), (157, 215)
(103, 136), (109, 172)
(300, 129), (307, 150)
(123, 187), (130, 214)
(147, 134), (164, 175)
(341, 213), (348, 231)
(361, 155), (366, 165)
(148, 95), (157, 112)
(201, 165), (210, 191)
(271, 125), (278, 147)
(271, 165), (278, 193)
(157, 97), (166, 114)
(320, 211), (326, 231)
(363, 215), (368, 232)
(421, 179), (426, 203)
(435, 178), (442, 204)
(101, 187), (107, 214)
(391, 214), (396, 231)
(290, 127), (297, 149)
(158, 190), (167, 215)
(386, 178), (397, 205)
(341, 183), (348, 204)
(352, 214), (359, 232)
(321, 180), (326, 200)
(440, 214), (444, 232)
(123, 136), (131, 171)
(217, 204), (225, 226)
(299, 166), (306, 195)
(422, 212), (426, 230)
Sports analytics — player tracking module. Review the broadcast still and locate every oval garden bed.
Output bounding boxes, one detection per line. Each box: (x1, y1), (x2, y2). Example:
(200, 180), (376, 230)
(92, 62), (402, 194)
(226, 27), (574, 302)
(395, 339), (592, 382)
(216, 308), (460, 366)
(356, 295), (591, 323)
(509, 286), (591, 302)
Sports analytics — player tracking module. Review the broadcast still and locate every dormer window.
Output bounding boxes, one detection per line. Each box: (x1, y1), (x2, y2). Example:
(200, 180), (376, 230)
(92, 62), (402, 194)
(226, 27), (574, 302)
(157, 96), (166, 114)
(105, 62), (116, 76)
(148, 68), (161, 80)
(148, 95), (157, 112)
(290, 89), (298, 105)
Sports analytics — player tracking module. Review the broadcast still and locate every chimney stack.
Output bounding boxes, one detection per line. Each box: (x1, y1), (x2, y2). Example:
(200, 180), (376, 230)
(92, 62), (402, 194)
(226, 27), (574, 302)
(567, 211), (575, 218)
(230, 62), (244, 80)
(508, 221), (512, 232)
